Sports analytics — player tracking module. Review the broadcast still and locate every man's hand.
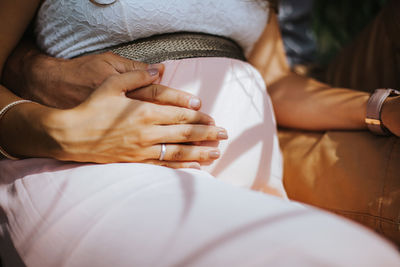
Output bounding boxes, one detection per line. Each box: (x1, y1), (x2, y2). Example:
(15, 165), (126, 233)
(3, 43), (168, 109)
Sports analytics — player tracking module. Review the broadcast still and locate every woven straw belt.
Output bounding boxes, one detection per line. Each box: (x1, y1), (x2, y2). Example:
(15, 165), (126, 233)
(83, 32), (246, 64)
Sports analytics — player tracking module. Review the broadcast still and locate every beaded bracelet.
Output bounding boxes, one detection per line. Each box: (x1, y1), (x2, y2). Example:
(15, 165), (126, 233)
(0, 100), (33, 160)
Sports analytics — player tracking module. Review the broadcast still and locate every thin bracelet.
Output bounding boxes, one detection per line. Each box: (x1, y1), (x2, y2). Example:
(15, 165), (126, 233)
(0, 100), (33, 160)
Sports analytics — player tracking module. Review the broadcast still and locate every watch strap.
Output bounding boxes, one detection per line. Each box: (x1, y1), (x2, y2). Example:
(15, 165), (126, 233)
(365, 88), (400, 135)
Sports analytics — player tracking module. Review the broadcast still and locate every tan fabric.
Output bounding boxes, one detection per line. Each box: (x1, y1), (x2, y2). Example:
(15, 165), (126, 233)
(279, 0), (400, 246)
(279, 130), (400, 245)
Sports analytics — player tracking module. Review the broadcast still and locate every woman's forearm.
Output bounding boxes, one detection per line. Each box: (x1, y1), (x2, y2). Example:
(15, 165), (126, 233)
(268, 73), (370, 131)
(0, 0), (53, 158)
(0, 85), (62, 159)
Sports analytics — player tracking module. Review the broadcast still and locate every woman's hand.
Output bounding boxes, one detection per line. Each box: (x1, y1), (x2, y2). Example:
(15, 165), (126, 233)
(47, 69), (228, 169)
(381, 96), (400, 137)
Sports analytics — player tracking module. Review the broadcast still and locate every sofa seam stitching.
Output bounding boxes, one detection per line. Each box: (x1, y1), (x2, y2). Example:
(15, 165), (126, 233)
(328, 208), (400, 226)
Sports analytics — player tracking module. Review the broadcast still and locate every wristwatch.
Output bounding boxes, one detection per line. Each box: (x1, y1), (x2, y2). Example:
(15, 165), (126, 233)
(365, 88), (400, 135)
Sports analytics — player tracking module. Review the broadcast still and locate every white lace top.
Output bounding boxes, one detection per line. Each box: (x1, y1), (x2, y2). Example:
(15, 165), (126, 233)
(35, 0), (269, 59)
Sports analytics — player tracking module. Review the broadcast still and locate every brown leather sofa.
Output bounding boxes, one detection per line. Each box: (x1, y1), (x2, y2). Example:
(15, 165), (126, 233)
(280, 130), (400, 245)
(279, 0), (400, 246)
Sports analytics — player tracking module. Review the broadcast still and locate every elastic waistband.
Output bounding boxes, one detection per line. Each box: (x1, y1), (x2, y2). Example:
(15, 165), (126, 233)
(84, 32), (246, 64)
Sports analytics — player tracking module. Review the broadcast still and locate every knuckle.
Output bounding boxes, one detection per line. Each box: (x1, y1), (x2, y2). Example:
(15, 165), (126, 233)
(202, 113), (213, 124)
(181, 127), (193, 140)
(137, 105), (154, 121)
(175, 111), (189, 123)
(143, 109), (154, 121)
(89, 78), (103, 89)
(199, 150), (209, 161)
(171, 149), (184, 161)
(150, 85), (161, 100)
(135, 131), (149, 147)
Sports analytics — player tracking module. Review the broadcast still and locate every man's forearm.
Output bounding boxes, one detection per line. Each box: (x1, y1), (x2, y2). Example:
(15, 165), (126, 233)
(3, 34), (36, 90)
(1, 33), (92, 109)
(1, 34), (56, 101)
(268, 73), (370, 131)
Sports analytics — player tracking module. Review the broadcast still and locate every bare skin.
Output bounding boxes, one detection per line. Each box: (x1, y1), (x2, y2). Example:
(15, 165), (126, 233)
(0, 0), (227, 169)
(248, 12), (385, 133)
(253, 14), (400, 136)
(1, 1), (399, 168)
(3, 40), (176, 109)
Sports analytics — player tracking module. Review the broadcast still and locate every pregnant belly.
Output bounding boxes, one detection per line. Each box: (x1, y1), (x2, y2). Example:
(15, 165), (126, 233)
(160, 57), (285, 197)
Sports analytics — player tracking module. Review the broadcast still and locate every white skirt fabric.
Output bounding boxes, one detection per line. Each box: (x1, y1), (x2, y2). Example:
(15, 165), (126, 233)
(0, 58), (399, 266)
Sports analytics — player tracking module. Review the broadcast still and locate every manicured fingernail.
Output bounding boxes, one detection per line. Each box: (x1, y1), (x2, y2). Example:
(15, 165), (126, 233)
(218, 131), (228, 140)
(209, 150), (220, 159)
(147, 68), (159, 76)
(189, 163), (201, 170)
(189, 97), (201, 109)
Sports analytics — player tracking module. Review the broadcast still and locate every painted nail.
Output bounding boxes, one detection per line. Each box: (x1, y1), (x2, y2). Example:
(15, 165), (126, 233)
(189, 97), (201, 109)
(147, 68), (159, 76)
(209, 150), (220, 159)
(189, 163), (201, 170)
(218, 131), (228, 140)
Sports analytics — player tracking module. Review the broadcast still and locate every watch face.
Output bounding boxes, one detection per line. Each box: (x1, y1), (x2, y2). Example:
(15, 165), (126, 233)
(389, 89), (400, 96)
